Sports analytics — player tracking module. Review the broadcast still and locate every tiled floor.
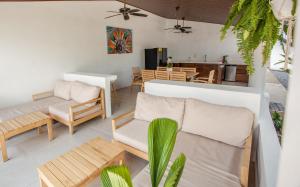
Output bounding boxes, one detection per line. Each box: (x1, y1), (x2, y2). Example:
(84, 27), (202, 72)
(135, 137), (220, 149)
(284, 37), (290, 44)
(0, 87), (147, 187)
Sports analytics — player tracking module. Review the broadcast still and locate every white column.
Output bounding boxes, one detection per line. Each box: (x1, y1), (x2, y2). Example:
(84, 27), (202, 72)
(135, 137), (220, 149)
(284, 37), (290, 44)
(276, 8), (300, 187)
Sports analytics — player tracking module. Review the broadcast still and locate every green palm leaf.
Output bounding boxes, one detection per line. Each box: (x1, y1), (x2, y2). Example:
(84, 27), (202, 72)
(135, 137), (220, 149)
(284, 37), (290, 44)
(164, 153), (186, 187)
(148, 118), (178, 187)
(101, 165), (133, 187)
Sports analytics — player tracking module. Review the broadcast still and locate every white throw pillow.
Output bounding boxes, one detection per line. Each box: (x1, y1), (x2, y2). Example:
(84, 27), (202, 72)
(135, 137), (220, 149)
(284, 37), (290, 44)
(54, 80), (72, 100)
(71, 81), (101, 104)
(134, 92), (185, 129)
(182, 98), (254, 147)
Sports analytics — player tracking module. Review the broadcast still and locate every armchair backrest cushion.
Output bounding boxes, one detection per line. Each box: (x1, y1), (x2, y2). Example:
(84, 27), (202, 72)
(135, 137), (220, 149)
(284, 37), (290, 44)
(182, 98), (254, 147)
(134, 92), (185, 129)
(71, 81), (100, 104)
(54, 80), (72, 100)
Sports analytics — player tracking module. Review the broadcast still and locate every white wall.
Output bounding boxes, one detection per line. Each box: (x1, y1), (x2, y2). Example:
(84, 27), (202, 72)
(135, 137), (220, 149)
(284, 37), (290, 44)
(165, 20), (243, 64)
(277, 7), (300, 186)
(0, 1), (167, 108)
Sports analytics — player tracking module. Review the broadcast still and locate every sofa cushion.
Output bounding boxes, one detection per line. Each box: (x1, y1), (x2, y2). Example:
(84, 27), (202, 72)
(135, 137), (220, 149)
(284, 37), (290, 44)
(54, 80), (72, 100)
(71, 82), (100, 104)
(133, 131), (243, 187)
(182, 98), (254, 147)
(0, 96), (65, 122)
(113, 119), (149, 153)
(49, 100), (100, 121)
(134, 93), (185, 129)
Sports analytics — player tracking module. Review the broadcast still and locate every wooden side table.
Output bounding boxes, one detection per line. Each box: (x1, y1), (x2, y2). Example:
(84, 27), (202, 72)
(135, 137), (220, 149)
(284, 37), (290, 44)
(37, 137), (125, 187)
(0, 112), (53, 162)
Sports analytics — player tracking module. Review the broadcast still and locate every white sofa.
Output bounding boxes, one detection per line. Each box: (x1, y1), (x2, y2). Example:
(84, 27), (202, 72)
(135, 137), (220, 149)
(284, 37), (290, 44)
(0, 80), (105, 134)
(112, 92), (254, 187)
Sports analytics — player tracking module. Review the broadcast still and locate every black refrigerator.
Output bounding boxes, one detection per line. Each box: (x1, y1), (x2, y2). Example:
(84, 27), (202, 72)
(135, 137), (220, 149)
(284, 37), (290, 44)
(145, 48), (168, 70)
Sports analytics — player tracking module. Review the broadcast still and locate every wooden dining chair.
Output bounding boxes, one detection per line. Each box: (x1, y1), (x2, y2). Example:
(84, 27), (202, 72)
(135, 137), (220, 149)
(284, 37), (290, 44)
(141, 70), (155, 91)
(181, 67), (197, 73)
(157, 67), (167, 71)
(131, 67), (142, 93)
(193, 70), (215, 84)
(155, 71), (169, 80)
(172, 67), (182, 72)
(170, 71), (187, 82)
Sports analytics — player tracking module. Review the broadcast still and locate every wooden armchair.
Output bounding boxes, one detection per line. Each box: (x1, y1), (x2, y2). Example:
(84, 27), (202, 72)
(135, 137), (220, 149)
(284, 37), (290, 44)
(131, 67), (142, 93)
(193, 70), (215, 84)
(155, 70), (169, 80)
(170, 71), (187, 81)
(50, 90), (105, 134)
(141, 70), (155, 91)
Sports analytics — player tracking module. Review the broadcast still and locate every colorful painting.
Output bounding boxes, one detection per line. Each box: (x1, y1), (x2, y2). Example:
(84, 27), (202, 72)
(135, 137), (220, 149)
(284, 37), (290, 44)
(106, 26), (133, 54)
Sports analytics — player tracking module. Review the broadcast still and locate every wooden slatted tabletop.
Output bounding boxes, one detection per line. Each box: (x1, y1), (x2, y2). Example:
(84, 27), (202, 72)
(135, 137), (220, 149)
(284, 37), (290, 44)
(0, 112), (53, 162)
(37, 137), (125, 187)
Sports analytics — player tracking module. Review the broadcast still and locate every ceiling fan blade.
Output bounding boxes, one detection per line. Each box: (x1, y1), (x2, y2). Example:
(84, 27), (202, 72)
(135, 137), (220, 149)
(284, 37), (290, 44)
(130, 13), (148, 17)
(129, 9), (140, 13)
(182, 27), (192, 29)
(107, 11), (120, 13)
(105, 14), (122, 19)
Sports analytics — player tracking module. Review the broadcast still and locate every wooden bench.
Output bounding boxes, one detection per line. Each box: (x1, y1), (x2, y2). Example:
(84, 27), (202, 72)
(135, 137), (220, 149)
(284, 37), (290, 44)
(0, 112), (53, 162)
(37, 137), (124, 187)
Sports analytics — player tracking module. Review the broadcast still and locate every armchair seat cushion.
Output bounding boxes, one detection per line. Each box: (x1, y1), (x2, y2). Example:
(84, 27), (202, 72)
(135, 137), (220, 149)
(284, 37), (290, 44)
(49, 100), (100, 121)
(113, 119), (149, 153)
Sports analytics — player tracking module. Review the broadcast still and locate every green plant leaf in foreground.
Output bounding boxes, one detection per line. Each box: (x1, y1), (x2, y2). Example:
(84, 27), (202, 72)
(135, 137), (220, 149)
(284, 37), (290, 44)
(101, 165), (133, 187)
(164, 153), (186, 187)
(148, 118), (178, 187)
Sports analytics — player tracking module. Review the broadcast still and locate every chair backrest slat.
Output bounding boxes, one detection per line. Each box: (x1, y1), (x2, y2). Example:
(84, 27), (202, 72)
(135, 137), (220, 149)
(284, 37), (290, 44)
(181, 67), (196, 73)
(172, 67), (182, 72)
(157, 67), (167, 71)
(155, 71), (169, 80)
(170, 72), (186, 82)
(142, 70), (155, 82)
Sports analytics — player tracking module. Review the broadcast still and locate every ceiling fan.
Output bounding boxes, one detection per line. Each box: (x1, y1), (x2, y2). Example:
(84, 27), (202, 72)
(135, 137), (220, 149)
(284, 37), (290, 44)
(174, 17), (192, 34)
(105, 1), (148, 20)
(164, 6), (192, 32)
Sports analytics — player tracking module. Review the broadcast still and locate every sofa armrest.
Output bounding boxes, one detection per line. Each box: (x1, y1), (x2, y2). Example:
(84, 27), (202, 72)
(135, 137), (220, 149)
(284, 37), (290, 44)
(240, 133), (252, 187)
(112, 111), (135, 133)
(69, 97), (104, 121)
(32, 91), (54, 101)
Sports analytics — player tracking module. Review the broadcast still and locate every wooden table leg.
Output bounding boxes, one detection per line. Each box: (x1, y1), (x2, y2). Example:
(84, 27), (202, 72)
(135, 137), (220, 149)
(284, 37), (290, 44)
(0, 135), (8, 162)
(37, 127), (42, 135)
(47, 120), (53, 141)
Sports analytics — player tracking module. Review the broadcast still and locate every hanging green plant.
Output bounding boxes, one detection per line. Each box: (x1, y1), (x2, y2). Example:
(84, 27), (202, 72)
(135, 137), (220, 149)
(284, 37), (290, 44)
(221, 0), (281, 74)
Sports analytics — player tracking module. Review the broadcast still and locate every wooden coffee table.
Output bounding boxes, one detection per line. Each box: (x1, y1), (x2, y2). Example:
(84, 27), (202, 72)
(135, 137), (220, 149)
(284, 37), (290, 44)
(37, 137), (125, 187)
(0, 111), (53, 162)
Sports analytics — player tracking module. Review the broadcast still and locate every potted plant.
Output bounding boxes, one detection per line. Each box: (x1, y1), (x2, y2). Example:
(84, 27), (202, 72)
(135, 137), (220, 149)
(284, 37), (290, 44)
(100, 118), (186, 187)
(167, 57), (173, 72)
(221, 0), (297, 74)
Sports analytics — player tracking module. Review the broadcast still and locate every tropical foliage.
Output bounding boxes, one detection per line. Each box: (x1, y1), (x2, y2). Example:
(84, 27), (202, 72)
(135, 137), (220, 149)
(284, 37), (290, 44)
(221, 0), (281, 74)
(101, 118), (186, 187)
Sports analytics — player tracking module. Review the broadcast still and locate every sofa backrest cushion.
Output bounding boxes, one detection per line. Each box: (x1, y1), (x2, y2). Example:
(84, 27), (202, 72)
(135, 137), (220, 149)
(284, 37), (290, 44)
(182, 98), (254, 147)
(54, 80), (72, 100)
(134, 92), (185, 129)
(71, 81), (100, 104)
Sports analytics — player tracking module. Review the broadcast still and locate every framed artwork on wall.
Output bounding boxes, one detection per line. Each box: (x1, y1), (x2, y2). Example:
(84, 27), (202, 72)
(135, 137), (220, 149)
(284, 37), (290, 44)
(106, 26), (133, 54)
